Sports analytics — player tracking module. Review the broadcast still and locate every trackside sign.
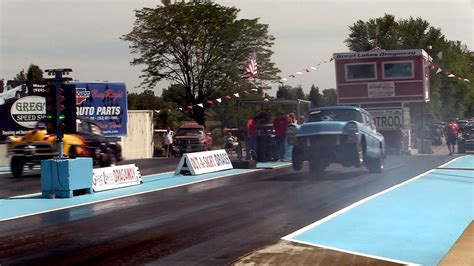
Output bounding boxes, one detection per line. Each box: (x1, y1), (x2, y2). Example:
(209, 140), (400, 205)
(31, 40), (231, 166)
(92, 164), (142, 192)
(175, 149), (233, 176)
(368, 109), (404, 131)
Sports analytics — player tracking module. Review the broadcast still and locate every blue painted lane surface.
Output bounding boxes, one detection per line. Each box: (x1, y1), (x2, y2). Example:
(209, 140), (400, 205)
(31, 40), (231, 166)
(284, 156), (474, 266)
(0, 162), (290, 221)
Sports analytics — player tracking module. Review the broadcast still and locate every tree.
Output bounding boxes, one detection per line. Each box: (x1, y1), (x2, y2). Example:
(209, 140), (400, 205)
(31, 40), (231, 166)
(122, 1), (279, 125)
(14, 64), (44, 81)
(276, 85), (305, 100)
(322, 89), (337, 106)
(26, 64), (43, 81)
(308, 85), (324, 107)
(14, 70), (26, 81)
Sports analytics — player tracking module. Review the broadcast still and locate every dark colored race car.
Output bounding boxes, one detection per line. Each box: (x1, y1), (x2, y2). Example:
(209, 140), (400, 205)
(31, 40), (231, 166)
(6, 117), (122, 178)
(458, 121), (474, 153)
(292, 106), (385, 175)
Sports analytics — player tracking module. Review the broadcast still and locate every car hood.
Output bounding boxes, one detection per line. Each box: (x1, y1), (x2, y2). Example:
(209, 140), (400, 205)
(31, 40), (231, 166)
(297, 121), (351, 136)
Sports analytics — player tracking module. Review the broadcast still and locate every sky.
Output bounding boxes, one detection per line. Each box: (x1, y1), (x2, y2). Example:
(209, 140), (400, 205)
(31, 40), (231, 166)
(0, 0), (472, 97)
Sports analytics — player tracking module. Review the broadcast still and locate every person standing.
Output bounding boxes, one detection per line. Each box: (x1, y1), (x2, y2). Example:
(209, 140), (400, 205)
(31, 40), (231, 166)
(163, 127), (174, 158)
(273, 112), (288, 161)
(246, 117), (257, 160)
(444, 119), (459, 155)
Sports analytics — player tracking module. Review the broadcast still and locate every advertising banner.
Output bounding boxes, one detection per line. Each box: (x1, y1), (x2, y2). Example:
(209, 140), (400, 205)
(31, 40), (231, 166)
(175, 149), (233, 176)
(368, 82), (395, 98)
(0, 81), (128, 141)
(74, 82), (128, 137)
(92, 164), (142, 192)
(368, 109), (404, 131)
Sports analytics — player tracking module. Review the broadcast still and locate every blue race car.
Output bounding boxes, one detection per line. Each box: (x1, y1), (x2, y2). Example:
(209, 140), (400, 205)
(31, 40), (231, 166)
(292, 106), (385, 175)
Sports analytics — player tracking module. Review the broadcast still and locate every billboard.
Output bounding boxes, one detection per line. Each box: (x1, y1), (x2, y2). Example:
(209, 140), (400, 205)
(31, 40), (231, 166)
(0, 81), (128, 140)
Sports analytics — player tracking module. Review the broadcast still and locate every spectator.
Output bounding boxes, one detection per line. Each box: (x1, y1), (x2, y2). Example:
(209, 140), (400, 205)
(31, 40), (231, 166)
(287, 112), (297, 124)
(163, 127), (174, 158)
(273, 112), (288, 161)
(298, 115), (305, 124)
(246, 117), (257, 160)
(444, 119), (459, 155)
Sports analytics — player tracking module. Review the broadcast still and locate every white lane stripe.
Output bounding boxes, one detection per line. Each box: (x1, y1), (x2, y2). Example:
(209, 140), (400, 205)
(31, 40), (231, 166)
(0, 168), (264, 222)
(282, 156), (467, 240)
(286, 239), (419, 265)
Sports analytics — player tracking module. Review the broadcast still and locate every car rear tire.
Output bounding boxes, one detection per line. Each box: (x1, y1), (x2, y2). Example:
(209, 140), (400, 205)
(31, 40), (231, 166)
(367, 156), (383, 173)
(11, 156), (24, 178)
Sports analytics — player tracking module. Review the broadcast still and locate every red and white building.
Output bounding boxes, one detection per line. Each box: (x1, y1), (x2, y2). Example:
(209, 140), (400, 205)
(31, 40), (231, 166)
(333, 49), (433, 153)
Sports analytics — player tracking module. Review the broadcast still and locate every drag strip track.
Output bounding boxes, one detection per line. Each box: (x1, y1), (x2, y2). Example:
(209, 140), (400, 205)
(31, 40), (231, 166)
(0, 154), (456, 265)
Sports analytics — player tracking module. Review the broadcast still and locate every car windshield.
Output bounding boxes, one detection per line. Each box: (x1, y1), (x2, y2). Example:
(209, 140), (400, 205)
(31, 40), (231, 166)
(307, 109), (363, 123)
(176, 128), (203, 136)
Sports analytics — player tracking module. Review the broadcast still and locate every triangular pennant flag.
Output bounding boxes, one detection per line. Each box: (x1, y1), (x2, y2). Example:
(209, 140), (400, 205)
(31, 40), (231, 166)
(207, 100), (214, 104)
(448, 74), (455, 78)
(167, 109), (171, 112)
(197, 103), (204, 108)
(464, 79), (470, 82)
(457, 77), (464, 81)
(178, 107), (183, 111)
(154, 110), (161, 114)
(305, 69), (310, 72)
(329, 58), (334, 61)
(289, 75), (295, 78)
(436, 68), (442, 74)
(242, 90), (249, 94)
(225, 95), (232, 100)
(216, 98), (222, 103)
(186, 105), (193, 110)
(310, 66), (317, 70)
(233, 93), (240, 98)
(250, 88), (258, 92)
(295, 72), (303, 75)
(280, 78), (288, 82)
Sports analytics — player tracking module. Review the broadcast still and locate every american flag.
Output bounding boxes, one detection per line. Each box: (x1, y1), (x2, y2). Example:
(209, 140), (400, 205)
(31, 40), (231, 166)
(242, 51), (257, 80)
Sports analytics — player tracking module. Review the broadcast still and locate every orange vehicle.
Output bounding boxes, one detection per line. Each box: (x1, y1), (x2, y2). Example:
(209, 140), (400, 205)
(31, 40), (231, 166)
(7, 117), (122, 178)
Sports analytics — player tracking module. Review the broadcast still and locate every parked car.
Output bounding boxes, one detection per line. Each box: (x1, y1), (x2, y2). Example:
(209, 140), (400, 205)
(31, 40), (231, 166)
(292, 106), (385, 175)
(458, 121), (474, 153)
(172, 122), (213, 156)
(6, 117), (122, 178)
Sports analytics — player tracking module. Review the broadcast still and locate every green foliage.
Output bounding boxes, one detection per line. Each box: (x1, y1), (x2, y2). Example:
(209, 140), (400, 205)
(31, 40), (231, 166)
(308, 85), (324, 107)
(14, 70), (26, 81)
(122, 1), (279, 125)
(26, 64), (43, 81)
(321, 89), (337, 106)
(345, 14), (473, 120)
(276, 85), (305, 100)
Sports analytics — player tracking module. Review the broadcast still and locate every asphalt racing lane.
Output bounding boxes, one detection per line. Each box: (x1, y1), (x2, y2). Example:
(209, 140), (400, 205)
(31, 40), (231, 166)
(283, 155), (474, 265)
(0, 162), (289, 221)
(0, 153), (463, 265)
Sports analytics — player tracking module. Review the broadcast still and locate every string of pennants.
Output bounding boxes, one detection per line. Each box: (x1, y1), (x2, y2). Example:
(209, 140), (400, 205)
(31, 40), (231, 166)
(155, 57), (335, 114)
(431, 63), (470, 82)
(154, 56), (470, 114)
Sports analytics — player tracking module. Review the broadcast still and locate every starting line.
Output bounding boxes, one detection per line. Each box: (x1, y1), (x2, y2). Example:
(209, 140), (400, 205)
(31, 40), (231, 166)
(0, 162), (290, 222)
(283, 155), (474, 266)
